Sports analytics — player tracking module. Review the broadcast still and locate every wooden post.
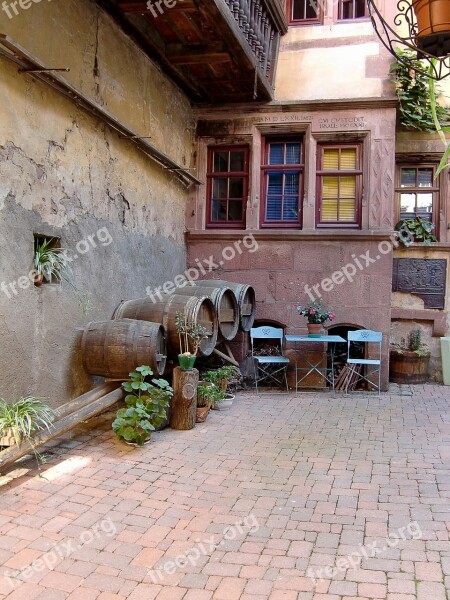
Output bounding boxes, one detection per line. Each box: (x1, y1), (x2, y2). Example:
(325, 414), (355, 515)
(170, 367), (198, 430)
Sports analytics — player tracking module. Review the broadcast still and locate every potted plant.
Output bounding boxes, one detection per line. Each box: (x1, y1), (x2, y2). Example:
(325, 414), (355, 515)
(175, 312), (208, 370)
(295, 301), (335, 337)
(389, 328), (431, 383)
(196, 382), (213, 422)
(395, 216), (437, 246)
(112, 365), (173, 446)
(202, 370), (227, 409)
(33, 238), (71, 287)
(0, 396), (56, 447)
(412, 0), (450, 54)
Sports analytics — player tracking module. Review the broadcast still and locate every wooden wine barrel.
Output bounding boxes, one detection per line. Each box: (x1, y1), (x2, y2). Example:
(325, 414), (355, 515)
(196, 279), (256, 331)
(112, 294), (218, 356)
(174, 285), (239, 341)
(81, 319), (166, 378)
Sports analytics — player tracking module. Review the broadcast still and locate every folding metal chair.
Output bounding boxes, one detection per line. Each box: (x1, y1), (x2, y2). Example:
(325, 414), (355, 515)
(250, 327), (290, 394)
(345, 330), (382, 395)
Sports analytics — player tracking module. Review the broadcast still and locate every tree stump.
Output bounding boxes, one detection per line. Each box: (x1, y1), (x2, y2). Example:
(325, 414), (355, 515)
(170, 367), (198, 430)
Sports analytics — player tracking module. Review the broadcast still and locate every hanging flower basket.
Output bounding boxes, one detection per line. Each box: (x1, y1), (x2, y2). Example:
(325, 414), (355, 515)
(413, 0), (450, 55)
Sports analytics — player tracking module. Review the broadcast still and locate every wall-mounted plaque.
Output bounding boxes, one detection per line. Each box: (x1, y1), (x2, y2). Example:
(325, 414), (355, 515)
(392, 258), (447, 309)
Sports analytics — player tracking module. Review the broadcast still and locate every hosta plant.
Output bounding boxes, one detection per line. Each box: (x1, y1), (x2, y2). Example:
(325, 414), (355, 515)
(112, 366), (173, 446)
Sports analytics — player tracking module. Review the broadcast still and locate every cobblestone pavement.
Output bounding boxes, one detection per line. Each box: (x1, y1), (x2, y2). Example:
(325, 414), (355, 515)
(0, 384), (448, 600)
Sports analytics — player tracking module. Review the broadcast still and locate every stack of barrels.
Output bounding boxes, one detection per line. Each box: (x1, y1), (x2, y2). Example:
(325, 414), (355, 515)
(81, 280), (256, 379)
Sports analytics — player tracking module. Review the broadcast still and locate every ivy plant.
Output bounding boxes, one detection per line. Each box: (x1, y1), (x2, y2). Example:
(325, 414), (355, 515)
(394, 216), (437, 247)
(390, 49), (449, 132)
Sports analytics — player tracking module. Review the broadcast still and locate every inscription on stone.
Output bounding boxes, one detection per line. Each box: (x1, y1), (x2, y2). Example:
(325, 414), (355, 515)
(392, 258), (447, 309)
(318, 116), (367, 129)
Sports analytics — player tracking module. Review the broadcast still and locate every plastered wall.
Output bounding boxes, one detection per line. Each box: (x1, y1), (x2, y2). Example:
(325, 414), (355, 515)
(0, 0), (195, 405)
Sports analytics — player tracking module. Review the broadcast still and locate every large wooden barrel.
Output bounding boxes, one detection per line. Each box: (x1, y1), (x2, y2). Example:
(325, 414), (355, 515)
(196, 280), (256, 332)
(174, 285), (239, 341)
(113, 294), (218, 356)
(81, 319), (166, 378)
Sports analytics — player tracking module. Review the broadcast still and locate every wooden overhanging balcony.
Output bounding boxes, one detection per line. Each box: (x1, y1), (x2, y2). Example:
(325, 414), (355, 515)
(98, 0), (288, 103)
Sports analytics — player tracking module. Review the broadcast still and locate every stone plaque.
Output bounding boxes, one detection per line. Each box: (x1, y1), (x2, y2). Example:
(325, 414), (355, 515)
(392, 258), (447, 309)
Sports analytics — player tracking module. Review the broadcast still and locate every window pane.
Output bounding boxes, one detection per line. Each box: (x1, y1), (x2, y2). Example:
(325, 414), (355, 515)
(340, 148), (357, 170)
(356, 0), (367, 17)
(400, 192), (416, 214)
(339, 198), (356, 221)
(283, 197), (299, 220)
(418, 168), (433, 187)
(340, 176), (356, 197)
(305, 0), (318, 18)
(322, 176), (339, 198)
(266, 197), (282, 221)
(212, 178), (227, 199)
(401, 168), (417, 187)
(230, 151), (245, 172)
(417, 193), (433, 215)
(267, 172), (283, 195)
(229, 177), (244, 199)
(228, 201), (243, 221)
(212, 200), (227, 221)
(285, 172), (299, 195)
(321, 199), (338, 221)
(269, 143), (284, 165)
(213, 152), (229, 173)
(323, 149), (339, 170)
(286, 143), (301, 165)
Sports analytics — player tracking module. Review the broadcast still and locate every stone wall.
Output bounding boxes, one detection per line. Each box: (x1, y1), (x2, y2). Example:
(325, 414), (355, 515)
(0, 0), (195, 405)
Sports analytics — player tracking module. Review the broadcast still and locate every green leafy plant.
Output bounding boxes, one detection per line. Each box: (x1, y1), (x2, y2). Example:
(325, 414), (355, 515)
(395, 216), (437, 246)
(34, 238), (71, 284)
(112, 365), (173, 446)
(197, 383), (214, 408)
(391, 328), (429, 357)
(390, 50), (449, 132)
(175, 312), (208, 357)
(295, 301), (335, 324)
(0, 396), (56, 446)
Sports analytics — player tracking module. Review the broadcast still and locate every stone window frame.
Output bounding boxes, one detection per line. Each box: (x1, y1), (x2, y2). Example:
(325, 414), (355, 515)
(315, 141), (363, 229)
(394, 156), (446, 242)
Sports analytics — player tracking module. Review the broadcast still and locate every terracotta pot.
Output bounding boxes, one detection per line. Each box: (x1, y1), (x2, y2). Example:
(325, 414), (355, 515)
(196, 406), (210, 423)
(34, 274), (44, 287)
(412, 0), (450, 55)
(307, 323), (322, 338)
(389, 349), (430, 384)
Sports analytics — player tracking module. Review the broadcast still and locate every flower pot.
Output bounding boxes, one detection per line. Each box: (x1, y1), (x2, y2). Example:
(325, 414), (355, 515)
(0, 428), (17, 447)
(212, 393), (234, 410)
(412, 0), (450, 56)
(178, 354), (197, 370)
(389, 349), (430, 384)
(196, 405), (210, 423)
(307, 323), (322, 338)
(34, 274), (44, 287)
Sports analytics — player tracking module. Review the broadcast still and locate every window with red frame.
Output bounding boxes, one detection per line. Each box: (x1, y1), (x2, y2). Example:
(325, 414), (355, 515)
(261, 138), (303, 228)
(288, 0), (321, 24)
(316, 144), (362, 227)
(396, 165), (438, 224)
(338, 0), (368, 19)
(206, 146), (248, 228)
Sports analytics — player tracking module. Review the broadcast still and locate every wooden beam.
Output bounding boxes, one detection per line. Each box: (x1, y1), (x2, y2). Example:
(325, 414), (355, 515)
(0, 387), (124, 472)
(165, 43), (230, 65)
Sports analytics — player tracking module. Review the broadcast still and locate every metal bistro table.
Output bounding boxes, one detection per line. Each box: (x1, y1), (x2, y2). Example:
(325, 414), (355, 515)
(285, 335), (346, 393)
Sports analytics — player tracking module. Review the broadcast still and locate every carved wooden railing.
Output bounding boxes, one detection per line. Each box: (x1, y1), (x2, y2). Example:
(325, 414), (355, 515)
(224, 0), (287, 87)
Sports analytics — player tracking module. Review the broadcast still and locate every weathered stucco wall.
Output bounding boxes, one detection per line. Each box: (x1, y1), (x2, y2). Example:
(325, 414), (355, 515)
(0, 0), (195, 405)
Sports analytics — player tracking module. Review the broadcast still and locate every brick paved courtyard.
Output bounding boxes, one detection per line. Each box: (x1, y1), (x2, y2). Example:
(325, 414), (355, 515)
(0, 385), (449, 600)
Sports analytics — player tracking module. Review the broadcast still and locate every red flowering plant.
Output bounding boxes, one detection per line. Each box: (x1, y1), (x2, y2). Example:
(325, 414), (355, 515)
(295, 301), (335, 325)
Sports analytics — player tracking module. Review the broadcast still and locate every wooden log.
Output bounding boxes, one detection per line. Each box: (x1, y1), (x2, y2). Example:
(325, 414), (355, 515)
(55, 383), (120, 419)
(170, 367), (198, 430)
(212, 347), (240, 367)
(0, 386), (124, 471)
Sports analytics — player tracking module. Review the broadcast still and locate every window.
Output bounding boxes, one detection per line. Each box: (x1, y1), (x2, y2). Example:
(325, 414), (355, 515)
(316, 144), (362, 227)
(338, 0), (368, 20)
(396, 165), (438, 223)
(206, 146), (248, 228)
(261, 137), (303, 227)
(288, 0), (321, 24)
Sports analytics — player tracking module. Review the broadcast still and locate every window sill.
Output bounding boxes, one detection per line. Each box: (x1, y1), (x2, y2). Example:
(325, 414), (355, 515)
(187, 229), (395, 242)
